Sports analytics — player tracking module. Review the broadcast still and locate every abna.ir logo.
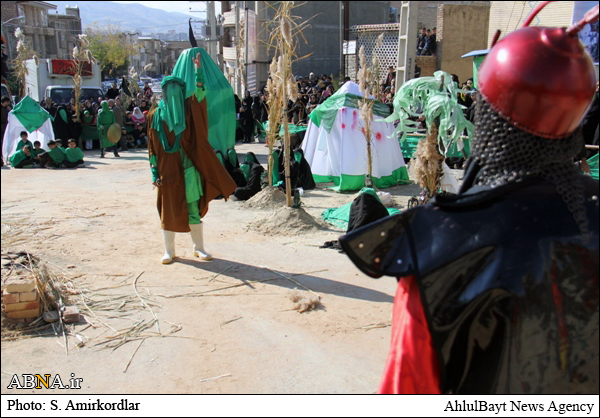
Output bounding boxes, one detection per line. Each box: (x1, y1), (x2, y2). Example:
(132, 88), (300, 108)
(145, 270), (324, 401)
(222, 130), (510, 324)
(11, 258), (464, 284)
(7, 374), (83, 389)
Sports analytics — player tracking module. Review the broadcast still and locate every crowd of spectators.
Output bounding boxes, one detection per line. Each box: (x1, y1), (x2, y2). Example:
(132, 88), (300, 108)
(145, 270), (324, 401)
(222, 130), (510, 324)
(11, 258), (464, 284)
(37, 79), (153, 154)
(234, 70), (399, 143)
(416, 27), (437, 56)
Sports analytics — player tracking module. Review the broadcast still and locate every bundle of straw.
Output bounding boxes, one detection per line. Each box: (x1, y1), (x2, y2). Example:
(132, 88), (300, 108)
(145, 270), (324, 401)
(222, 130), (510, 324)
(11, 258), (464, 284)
(410, 123), (443, 196)
(264, 1), (313, 205)
(12, 27), (39, 98)
(71, 39), (96, 122)
(357, 45), (378, 187)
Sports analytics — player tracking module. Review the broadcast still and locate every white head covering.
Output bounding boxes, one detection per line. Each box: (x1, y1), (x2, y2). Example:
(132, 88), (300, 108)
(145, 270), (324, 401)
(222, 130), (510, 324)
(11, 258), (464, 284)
(132, 107), (144, 121)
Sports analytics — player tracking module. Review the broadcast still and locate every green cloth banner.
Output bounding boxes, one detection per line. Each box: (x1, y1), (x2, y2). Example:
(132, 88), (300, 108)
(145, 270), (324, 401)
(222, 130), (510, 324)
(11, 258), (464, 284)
(322, 188), (400, 230)
(11, 96), (54, 133)
(259, 122), (307, 139)
(401, 135), (471, 159)
(81, 125), (99, 141)
(309, 93), (391, 133)
(280, 124), (308, 137)
(171, 47), (236, 155)
(313, 166), (410, 192)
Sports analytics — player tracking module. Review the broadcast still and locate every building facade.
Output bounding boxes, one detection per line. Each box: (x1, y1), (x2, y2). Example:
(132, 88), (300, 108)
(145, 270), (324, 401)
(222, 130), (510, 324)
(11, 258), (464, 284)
(1, 1), (83, 62)
(222, 1), (391, 96)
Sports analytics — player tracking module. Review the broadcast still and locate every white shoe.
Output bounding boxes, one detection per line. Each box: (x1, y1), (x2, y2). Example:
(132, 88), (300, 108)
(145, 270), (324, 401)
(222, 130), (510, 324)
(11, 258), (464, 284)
(190, 223), (212, 260)
(161, 230), (176, 264)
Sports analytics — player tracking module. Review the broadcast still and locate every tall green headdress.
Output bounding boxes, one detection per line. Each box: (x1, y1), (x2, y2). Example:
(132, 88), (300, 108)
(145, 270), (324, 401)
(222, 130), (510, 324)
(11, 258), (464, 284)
(171, 47), (236, 155)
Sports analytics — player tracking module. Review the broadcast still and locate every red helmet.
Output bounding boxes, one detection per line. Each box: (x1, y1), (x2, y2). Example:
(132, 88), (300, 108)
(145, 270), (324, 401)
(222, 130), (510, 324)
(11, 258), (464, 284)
(478, 4), (598, 139)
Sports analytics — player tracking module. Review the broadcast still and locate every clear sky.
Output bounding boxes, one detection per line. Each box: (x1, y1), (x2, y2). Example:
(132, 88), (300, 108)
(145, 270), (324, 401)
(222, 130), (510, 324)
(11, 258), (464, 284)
(112, 1), (221, 16)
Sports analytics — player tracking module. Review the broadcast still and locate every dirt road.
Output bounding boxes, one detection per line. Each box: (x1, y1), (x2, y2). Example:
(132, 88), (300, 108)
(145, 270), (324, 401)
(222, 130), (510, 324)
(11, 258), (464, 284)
(1, 143), (424, 394)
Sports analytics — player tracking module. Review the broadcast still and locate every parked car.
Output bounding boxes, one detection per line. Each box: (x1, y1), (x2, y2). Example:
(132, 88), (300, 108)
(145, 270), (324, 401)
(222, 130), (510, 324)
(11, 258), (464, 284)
(45, 86), (104, 105)
(101, 81), (112, 94)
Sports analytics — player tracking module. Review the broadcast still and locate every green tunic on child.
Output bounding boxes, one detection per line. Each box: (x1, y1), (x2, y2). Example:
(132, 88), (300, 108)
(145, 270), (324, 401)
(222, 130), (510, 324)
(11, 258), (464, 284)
(65, 147), (84, 163)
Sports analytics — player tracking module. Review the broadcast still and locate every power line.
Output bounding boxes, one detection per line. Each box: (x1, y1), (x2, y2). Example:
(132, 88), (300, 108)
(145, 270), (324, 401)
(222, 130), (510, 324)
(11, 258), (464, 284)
(514, 1), (527, 31)
(504, 1), (517, 35)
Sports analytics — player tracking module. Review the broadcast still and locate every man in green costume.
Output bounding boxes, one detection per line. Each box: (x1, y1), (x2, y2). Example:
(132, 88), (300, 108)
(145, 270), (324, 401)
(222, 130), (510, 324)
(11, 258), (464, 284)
(148, 52), (236, 264)
(97, 101), (120, 158)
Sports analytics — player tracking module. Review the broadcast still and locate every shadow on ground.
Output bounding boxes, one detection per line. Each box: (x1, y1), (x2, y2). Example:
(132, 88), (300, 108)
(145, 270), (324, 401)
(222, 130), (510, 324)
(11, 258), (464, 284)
(172, 257), (394, 304)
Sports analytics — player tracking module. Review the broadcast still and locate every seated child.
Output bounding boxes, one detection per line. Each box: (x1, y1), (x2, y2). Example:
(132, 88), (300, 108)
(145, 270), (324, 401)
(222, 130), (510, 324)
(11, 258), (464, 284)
(14, 131), (33, 155)
(120, 126), (134, 150)
(39, 139), (66, 169)
(9, 144), (35, 168)
(31, 141), (45, 163)
(134, 124), (148, 148)
(63, 139), (85, 168)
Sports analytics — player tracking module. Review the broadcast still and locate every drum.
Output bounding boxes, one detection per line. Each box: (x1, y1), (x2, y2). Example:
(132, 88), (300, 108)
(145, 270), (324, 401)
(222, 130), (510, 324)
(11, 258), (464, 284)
(107, 123), (122, 144)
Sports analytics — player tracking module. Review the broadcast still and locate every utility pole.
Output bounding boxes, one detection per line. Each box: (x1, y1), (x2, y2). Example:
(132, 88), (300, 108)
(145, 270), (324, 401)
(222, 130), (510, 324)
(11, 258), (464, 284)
(208, 1), (218, 63)
(244, 2), (249, 95)
(340, 1), (344, 78)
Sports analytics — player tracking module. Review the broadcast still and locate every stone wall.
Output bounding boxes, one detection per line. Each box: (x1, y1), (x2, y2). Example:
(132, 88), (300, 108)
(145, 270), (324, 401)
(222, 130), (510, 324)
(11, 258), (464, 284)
(437, 3), (490, 84)
(416, 56), (437, 77)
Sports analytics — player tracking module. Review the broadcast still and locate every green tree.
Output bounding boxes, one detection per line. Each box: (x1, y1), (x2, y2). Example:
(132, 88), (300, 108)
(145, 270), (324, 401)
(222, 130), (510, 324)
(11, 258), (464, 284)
(85, 23), (136, 78)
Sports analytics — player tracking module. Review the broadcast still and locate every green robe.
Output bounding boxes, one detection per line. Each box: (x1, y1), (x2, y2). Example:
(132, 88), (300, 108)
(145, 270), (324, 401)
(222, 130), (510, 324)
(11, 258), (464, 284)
(31, 148), (45, 158)
(9, 150), (31, 167)
(97, 102), (115, 149)
(15, 139), (33, 152)
(48, 146), (66, 164)
(65, 147), (85, 163)
(148, 71), (237, 232)
(150, 74), (207, 225)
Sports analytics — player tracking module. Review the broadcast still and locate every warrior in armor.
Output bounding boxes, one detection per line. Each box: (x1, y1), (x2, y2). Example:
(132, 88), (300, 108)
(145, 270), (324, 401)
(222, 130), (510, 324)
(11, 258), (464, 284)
(340, 4), (599, 394)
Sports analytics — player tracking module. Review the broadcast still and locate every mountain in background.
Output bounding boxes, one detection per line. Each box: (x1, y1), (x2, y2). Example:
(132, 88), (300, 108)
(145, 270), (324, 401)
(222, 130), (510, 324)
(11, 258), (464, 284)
(48, 1), (198, 34)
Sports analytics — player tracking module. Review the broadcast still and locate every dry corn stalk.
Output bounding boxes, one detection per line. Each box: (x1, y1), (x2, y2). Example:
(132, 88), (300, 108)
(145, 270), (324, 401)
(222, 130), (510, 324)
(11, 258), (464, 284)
(236, 17), (246, 93)
(12, 27), (39, 98)
(71, 35), (96, 122)
(410, 123), (443, 196)
(264, 1), (312, 200)
(357, 44), (379, 188)
(129, 66), (140, 96)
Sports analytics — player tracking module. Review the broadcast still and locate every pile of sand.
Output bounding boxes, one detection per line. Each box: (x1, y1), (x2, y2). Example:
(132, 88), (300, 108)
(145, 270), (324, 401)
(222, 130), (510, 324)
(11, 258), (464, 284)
(249, 206), (326, 236)
(244, 187), (287, 210)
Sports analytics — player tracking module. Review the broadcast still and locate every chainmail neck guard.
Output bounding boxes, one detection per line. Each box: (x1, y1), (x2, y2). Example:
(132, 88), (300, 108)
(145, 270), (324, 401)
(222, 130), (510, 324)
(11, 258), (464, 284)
(470, 97), (589, 239)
